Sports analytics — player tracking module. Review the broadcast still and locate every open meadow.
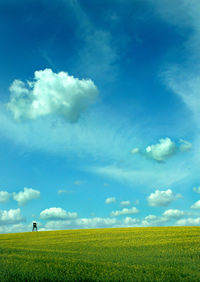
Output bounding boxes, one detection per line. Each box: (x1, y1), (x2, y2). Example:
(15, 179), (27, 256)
(0, 226), (199, 281)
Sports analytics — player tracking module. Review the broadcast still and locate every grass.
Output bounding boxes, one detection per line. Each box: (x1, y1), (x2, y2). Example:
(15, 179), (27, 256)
(0, 226), (199, 281)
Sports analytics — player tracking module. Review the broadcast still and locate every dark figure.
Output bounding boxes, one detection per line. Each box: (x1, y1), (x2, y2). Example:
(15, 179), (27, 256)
(32, 222), (37, 231)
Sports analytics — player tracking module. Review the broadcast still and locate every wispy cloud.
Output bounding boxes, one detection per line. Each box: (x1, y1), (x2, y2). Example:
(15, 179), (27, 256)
(0, 102), (140, 163)
(58, 190), (73, 195)
(90, 162), (189, 187)
(67, 0), (119, 81)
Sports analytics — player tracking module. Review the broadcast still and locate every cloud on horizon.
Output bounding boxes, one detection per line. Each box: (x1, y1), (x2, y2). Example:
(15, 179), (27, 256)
(0, 208), (25, 226)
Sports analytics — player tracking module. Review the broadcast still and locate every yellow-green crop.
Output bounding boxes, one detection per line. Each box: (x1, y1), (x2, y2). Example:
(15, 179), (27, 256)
(0, 226), (199, 281)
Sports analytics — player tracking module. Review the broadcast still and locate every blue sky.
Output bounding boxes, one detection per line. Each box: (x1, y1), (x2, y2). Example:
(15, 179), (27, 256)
(0, 0), (200, 233)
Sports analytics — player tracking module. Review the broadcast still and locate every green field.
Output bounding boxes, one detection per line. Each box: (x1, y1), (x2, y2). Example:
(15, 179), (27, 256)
(0, 226), (199, 281)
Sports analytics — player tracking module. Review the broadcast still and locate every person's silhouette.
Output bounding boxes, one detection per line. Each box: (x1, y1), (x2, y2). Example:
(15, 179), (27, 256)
(32, 222), (37, 231)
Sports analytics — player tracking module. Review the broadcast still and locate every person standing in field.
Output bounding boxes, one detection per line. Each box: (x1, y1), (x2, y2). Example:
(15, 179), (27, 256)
(32, 222), (37, 231)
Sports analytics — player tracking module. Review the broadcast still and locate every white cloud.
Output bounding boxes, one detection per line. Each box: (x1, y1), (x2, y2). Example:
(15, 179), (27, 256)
(176, 217), (200, 226)
(145, 138), (176, 161)
(0, 221), (44, 234)
(0, 191), (10, 203)
(110, 206), (139, 217)
(7, 69), (98, 122)
(142, 215), (168, 226)
(0, 223), (27, 234)
(191, 200), (200, 209)
(123, 217), (140, 226)
(0, 208), (25, 225)
(44, 217), (118, 230)
(163, 209), (185, 219)
(13, 187), (40, 206)
(147, 189), (182, 207)
(40, 207), (78, 220)
(120, 200), (131, 207)
(193, 186), (200, 194)
(132, 138), (192, 162)
(105, 197), (116, 204)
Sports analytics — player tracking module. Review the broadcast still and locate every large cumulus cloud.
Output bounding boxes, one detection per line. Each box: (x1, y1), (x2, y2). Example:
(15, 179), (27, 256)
(7, 69), (98, 122)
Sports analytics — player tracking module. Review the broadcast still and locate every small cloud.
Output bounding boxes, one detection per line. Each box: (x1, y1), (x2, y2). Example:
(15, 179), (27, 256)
(193, 186), (200, 194)
(13, 187), (40, 206)
(74, 180), (84, 185)
(120, 200), (131, 207)
(147, 189), (182, 207)
(130, 148), (140, 155)
(191, 200), (200, 209)
(58, 190), (73, 195)
(133, 138), (192, 162)
(110, 206), (139, 217)
(0, 191), (11, 203)
(7, 69), (98, 122)
(40, 207), (78, 220)
(105, 197), (116, 204)
(145, 138), (176, 161)
(163, 209), (185, 219)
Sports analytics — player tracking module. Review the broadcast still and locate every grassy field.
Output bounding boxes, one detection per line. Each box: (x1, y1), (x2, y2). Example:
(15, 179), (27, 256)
(0, 226), (199, 281)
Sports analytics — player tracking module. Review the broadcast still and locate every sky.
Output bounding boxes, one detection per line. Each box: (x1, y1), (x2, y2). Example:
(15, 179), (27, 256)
(0, 0), (200, 233)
